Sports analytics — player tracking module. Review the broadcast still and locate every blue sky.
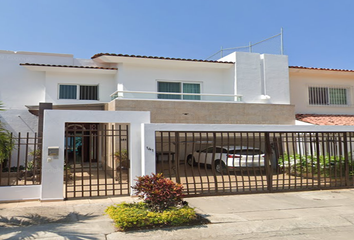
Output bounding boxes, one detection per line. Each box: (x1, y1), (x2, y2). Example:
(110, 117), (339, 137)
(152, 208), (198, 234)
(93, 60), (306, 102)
(0, 0), (353, 69)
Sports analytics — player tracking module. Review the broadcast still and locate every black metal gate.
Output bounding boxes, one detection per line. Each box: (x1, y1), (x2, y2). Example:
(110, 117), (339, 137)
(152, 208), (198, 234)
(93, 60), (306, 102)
(64, 123), (129, 199)
(156, 131), (354, 196)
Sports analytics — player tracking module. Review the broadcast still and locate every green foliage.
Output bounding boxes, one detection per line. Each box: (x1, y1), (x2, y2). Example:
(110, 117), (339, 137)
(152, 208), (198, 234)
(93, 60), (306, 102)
(279, 153), (354, 178)
(1, 165), (25, 172)
(27, 149), (41, 171)
(29, 149), (41, 159)
(0, 102), (15, 164)
(0, 129), (14, 164)
(105, 202), (197, 231)
(132, 173), (184, 212)
(114, 149), (129, 168)
(114, 149), (128, 160)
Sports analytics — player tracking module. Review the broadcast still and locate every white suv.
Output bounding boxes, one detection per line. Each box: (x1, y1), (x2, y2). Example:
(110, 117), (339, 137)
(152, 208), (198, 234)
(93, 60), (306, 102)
(187, 146), (265, 173)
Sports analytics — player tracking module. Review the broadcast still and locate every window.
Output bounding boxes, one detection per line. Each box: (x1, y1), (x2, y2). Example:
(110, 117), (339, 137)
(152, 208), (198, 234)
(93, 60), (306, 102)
(157, 82), (200, 100)
(308, 86), (348, 105)
(80, 85), (98, 100)
(59, 85), (77, 99)
(59, 85), (98, 100)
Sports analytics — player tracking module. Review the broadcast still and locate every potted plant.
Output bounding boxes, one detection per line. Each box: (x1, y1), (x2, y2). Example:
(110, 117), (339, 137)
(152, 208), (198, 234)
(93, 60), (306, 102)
(114, 149), (129, 169)
(64, 163), (72, 182)
(114, 149), (129, 182)
(19, 149), (41, 181)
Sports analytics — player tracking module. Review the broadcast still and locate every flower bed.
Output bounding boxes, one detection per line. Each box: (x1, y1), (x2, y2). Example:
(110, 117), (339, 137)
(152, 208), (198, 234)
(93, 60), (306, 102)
(105, 173), (209, 231)
(105, 202), (208, 231)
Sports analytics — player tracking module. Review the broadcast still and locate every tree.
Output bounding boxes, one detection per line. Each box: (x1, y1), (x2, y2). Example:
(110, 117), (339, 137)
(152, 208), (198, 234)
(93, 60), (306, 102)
(0, 102), (14, 164)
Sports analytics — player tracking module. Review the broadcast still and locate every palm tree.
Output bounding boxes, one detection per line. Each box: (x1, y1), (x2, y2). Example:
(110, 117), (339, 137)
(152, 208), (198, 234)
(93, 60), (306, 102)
(0, 101), (14, 164)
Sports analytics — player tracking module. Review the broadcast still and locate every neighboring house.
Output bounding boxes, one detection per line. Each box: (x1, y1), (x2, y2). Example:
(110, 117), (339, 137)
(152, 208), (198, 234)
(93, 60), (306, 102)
(289, 66), (354, 125)
(0, 50), (294, 135)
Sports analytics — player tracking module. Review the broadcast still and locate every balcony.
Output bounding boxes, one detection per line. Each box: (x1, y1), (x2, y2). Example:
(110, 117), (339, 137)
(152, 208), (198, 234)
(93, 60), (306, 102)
(110, 90), (243, 102)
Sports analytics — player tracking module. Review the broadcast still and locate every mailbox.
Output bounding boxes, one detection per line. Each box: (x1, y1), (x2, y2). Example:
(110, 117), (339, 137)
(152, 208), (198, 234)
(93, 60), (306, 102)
(48, 146), (59, 156)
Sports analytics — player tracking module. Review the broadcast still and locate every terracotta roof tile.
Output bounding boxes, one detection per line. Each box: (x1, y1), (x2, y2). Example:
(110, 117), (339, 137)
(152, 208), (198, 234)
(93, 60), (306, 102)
(296, 114), (354, 125)
(20, 63), (117, 70)
(91, 53), (233, 64)
(290, 66), (354, 73)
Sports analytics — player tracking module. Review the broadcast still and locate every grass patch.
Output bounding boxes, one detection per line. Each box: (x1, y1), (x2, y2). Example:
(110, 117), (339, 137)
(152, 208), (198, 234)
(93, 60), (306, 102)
(105, 202), (209, 231)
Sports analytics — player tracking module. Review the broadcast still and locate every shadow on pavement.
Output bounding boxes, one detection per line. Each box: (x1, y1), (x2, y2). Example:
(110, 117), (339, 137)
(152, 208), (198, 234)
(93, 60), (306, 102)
(0, 212), (100, 240)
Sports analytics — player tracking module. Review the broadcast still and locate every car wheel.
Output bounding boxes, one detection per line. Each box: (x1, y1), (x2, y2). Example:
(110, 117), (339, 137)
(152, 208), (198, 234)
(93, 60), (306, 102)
(187, 155), (196, 166)
(215, 160), (226, 174)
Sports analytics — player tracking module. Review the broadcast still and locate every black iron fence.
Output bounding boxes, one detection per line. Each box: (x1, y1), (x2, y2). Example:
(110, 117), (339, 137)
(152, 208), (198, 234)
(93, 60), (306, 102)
(0, 132), (41, 186)
(156, 131), (354, 196)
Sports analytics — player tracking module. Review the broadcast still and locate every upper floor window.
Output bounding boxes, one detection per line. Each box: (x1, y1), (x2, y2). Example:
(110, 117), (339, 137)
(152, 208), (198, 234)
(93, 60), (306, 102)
(59, 85), (98, 100)
(308, 86), (348, 106)
(157, 81), (200, 100)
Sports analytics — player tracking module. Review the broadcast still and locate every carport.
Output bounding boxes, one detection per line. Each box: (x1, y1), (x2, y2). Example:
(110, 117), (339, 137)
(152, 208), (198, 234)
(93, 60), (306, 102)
(144, 124), (354, 197)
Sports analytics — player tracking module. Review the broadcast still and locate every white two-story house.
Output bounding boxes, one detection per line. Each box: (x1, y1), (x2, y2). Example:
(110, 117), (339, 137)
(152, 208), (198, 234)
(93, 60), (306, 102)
(2, 49), (354, 202)
(0, 50), (294, 134)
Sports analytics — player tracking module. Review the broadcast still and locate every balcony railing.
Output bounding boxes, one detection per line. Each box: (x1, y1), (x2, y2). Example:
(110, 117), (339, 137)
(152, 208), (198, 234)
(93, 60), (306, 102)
(110, 90), (243, 102)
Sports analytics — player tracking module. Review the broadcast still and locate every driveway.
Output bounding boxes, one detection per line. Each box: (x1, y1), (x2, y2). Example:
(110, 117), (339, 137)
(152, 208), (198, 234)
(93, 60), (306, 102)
(1, 190), (354, 239)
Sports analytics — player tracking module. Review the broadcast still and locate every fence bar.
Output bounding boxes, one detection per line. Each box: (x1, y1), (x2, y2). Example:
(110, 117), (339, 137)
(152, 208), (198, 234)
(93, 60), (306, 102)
(265, 133), (272, 192)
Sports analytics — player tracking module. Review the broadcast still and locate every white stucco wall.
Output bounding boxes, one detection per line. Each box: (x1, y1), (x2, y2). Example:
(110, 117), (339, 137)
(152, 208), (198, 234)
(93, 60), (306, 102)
(0, 186), (41, 202)
(219, 52), (290, 104)
(115, 62), (234, 100)
(0, 110), (150, 202)
(290, 68), (354, 114)
(0, 51), (75, 133)
(261, 54), (290, 104)
(40, 110), (150, 201)
(0, 49), (291, 136)
(98, 52), (290, 104)
(45, 72), (116, 104)
(0, 50), (117, 133)
(235, 52), (263, 103)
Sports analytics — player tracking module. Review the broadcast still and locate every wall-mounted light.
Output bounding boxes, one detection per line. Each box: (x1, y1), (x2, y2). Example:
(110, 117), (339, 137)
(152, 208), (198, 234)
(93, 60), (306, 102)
(260, 95), (271, 100)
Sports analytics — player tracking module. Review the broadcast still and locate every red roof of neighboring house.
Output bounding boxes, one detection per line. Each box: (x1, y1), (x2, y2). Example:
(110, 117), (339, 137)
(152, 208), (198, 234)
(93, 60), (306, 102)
(296, 114), (354, 125)
(91, 53), (233, 64)
(290, 66), (354, 73)
(20, 63), (118, 70)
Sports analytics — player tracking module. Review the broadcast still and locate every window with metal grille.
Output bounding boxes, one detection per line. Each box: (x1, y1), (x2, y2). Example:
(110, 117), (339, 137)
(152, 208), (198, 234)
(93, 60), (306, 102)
(59, 85), (98, 100)
(80, 85), (98, 100)
(308, 86), (348, 105)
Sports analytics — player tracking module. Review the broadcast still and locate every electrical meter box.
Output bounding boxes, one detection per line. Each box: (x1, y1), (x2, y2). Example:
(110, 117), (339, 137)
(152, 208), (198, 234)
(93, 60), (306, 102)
(48, 146), (59, 156)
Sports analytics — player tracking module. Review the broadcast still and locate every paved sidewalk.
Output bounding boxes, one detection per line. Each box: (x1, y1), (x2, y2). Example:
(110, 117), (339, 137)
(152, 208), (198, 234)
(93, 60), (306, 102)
(1, 190), (354, 239)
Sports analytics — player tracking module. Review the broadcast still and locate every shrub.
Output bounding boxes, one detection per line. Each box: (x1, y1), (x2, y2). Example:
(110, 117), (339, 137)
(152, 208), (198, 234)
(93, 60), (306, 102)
(0, 130), (14, 164)
(105, 202), (196, 231)
(279, 153), (354, 178)
(131, 173), (184, 212)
